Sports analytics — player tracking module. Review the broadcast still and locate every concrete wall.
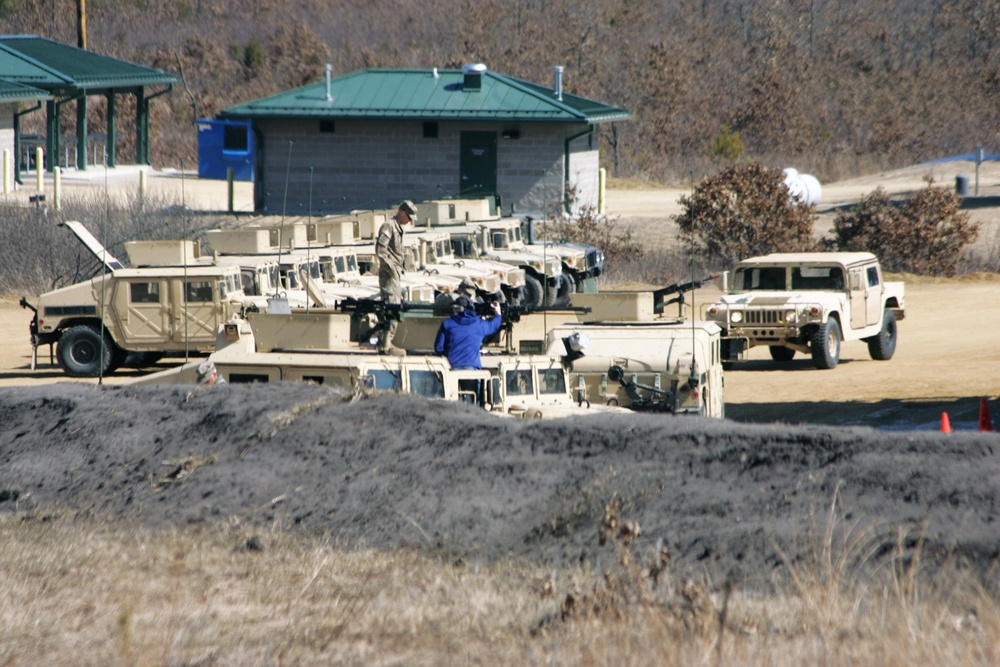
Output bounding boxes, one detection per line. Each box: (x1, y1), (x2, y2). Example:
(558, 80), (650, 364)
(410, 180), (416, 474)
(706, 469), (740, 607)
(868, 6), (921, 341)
(252, 118), (601, 218)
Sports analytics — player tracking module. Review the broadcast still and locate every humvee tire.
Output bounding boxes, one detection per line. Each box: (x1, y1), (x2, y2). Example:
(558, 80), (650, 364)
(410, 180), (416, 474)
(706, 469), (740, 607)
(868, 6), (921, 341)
(124, 351), (165, 368)
(866, 310), (897, 361)
(108, 343), (129, 374)
(555, 274), (573, 306)
(523, 275), (544, 308)
(811, 318), (841, 369)
(57, 325), (113, 377)
(769, 345), (796, 362)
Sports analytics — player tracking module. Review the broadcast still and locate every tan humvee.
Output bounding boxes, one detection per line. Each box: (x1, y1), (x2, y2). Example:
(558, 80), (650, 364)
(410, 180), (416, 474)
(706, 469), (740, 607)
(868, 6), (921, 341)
(127, 310), (630, 420)
(21, 221), (247, 377)
(701, 252), (906, 369)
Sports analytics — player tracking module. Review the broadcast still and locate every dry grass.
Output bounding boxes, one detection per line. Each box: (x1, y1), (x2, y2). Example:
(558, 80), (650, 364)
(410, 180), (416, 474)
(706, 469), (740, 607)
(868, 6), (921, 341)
(2, 507), (999, 667)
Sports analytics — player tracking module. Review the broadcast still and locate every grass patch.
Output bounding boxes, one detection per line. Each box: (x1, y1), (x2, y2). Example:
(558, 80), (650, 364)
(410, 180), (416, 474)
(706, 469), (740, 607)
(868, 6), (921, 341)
(2, 506), (998, 666)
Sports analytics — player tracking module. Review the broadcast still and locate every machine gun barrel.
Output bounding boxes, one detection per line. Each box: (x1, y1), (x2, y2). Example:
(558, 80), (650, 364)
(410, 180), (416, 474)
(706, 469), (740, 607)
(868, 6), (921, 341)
(472, 300), (590, 322)
(653, 274), (719, 314)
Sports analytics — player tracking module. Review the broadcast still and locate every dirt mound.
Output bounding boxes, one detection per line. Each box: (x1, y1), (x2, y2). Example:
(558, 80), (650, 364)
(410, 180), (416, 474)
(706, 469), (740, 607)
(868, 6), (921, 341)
(1, 383), (998, 586)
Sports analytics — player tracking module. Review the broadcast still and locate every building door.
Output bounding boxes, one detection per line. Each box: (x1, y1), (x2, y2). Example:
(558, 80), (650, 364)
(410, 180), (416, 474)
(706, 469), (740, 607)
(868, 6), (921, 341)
(459, 131), (497, 197)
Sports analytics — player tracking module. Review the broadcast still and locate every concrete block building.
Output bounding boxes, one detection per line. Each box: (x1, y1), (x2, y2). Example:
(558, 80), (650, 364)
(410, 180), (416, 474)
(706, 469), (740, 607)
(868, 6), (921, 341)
(218, 64), (629, 217)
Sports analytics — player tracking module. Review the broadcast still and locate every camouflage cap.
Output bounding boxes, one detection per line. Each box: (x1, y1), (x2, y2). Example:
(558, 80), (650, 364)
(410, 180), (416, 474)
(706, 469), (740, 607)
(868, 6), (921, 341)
(399, 200), (418, 217)
(197, 360), (217, 383)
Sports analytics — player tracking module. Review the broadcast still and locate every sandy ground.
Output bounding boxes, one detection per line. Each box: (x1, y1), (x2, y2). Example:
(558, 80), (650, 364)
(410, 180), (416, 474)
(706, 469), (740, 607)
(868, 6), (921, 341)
(1, 165), (999, 585)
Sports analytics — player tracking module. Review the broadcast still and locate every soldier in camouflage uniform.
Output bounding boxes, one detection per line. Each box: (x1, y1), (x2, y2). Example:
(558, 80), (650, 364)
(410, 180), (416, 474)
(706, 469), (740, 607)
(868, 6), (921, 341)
(374, 200), (417, 354)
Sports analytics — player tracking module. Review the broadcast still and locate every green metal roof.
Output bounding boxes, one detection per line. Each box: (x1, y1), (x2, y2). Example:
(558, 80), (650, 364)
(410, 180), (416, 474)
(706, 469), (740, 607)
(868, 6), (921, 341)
(220, 68), (630, 123)
(0, 78), (49, 102)
(0, 35), (175, 94)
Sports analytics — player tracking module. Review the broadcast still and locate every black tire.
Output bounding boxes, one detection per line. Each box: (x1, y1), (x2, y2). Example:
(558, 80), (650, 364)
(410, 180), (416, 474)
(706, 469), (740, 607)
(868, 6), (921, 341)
(107, 343), (129, 373)
(768, 345), (796, 362)
(866, 310), (897, 361)
(57, 325), (113, 377)
(523, 274), (544, 308)
(810, 318), (841, 370)
(502, 285), (524, 307)
(565, 272), (583, 294)
(554, 274), (573, 306)
(124, 351), (166, 368)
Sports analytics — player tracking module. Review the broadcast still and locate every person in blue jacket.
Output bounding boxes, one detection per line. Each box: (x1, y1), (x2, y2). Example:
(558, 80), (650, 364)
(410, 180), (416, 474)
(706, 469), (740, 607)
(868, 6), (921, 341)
(434, 296), (502, 369)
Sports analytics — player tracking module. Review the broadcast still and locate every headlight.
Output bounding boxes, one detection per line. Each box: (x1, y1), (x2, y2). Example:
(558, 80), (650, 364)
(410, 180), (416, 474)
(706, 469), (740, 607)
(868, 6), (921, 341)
(785, 310), (797, 322)
(730, 311), (743, 323)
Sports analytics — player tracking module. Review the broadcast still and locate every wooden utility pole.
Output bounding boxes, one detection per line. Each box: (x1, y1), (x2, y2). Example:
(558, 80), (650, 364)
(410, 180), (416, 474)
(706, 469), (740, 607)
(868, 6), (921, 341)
(78, 0), (87, 50)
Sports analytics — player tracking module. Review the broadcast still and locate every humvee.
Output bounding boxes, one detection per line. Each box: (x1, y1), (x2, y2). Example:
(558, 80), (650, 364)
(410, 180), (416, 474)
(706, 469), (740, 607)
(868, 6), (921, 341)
(416, 197), (604, 296)
(123, 271), (726, 418)
(408, 200), (562, 307)
(403, 229), (522, 301)
(128, 309), (631, 420)
(21, 221), (247, 377)
(701, 252), (905, 369)
(204, 226), (437, 303)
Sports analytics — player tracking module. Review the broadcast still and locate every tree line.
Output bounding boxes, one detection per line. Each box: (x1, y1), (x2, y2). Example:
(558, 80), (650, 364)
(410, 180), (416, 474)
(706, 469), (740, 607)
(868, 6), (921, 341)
(4, 0), (1000, 183)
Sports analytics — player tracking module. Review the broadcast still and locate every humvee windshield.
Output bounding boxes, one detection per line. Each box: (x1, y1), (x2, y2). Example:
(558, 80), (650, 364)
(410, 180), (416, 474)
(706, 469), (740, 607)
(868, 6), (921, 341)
(539, 369), (566, 394)
(791, 266), (845, 290)
(736, 267), (786, 291)
(240, 269), (257, 295)
(451, 234), (477, 258)
(365, 369), (401, 391)
(409, 370), (444, 397)
(506, 369), (533, 396)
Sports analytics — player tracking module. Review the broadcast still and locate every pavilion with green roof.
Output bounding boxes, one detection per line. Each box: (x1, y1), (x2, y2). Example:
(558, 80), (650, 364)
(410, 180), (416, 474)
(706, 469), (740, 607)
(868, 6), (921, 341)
(0, 35), (175, 183)
(217, 64), (629, 216)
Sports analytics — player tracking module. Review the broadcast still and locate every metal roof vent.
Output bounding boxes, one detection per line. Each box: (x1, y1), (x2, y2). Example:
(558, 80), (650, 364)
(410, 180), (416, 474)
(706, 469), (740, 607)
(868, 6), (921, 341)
(462, 63), (487, 92)
(554, 65), (563, 101)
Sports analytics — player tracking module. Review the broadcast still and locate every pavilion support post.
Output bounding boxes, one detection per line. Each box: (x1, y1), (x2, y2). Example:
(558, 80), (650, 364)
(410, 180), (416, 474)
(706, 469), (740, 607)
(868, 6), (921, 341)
(135, 88), (148, 165)
(106, 92), (117, 168)
(76, 94), (88, 170)
(45, 99), (58, 172)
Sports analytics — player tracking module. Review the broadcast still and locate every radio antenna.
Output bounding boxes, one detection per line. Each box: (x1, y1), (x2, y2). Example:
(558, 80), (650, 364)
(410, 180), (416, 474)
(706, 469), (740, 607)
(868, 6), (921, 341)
(306, 165), (314, 312)
(181, 158), (190, 362)
(275, 141), (293, 297)
(98, 155), (110, 383)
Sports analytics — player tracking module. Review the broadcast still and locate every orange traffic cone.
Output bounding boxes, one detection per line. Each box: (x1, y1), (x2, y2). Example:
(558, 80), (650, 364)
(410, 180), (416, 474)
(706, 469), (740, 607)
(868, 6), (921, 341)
(979, 397), (994, 432)
(941, 412), (952, 433)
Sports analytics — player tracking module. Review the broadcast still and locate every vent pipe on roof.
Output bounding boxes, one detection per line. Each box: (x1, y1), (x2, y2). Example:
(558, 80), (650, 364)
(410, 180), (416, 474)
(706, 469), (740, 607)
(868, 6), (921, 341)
(78, 0), (87, 50)
(462, 63), (487, 92)
(554, 66), (563, 101)
(325, 64), (332, 102)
